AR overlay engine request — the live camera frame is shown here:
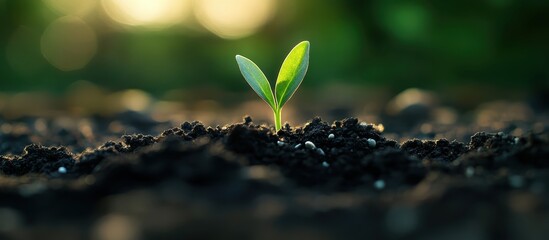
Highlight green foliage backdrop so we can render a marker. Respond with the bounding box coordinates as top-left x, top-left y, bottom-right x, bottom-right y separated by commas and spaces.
1, 0, 548, 95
